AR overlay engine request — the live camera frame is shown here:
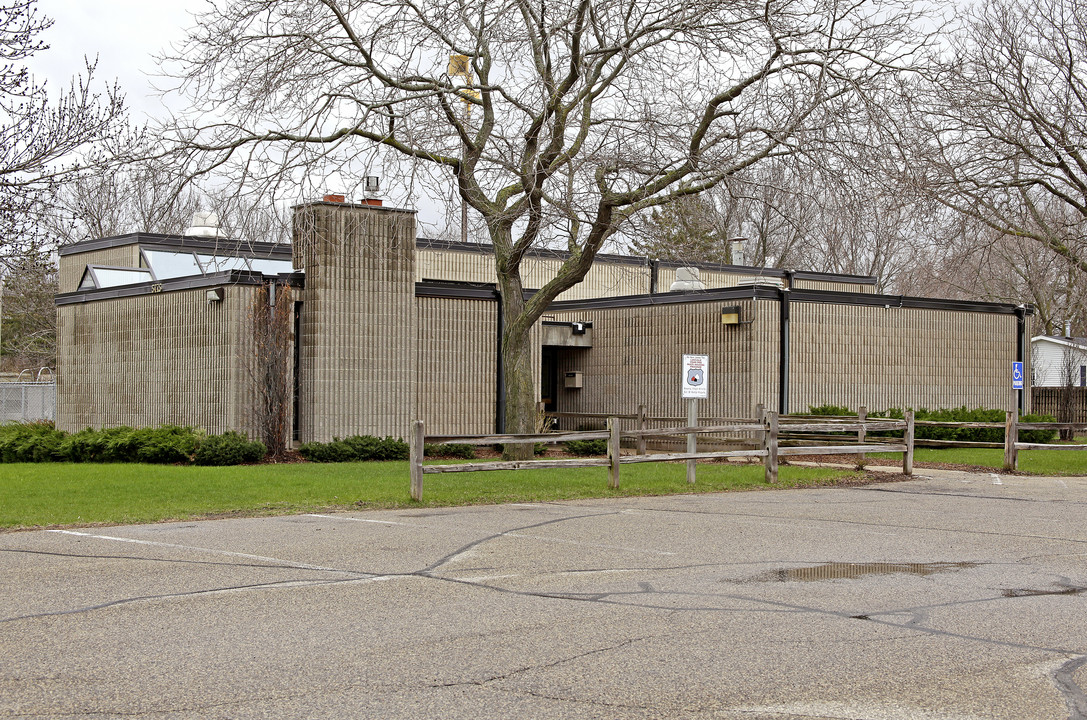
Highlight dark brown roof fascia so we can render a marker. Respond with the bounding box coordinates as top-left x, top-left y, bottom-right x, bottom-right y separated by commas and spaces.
58, 233, 292, 258
549, 285, 1033, 315
55, 270, 301, 306
414, 281, 499, 300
